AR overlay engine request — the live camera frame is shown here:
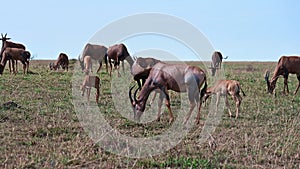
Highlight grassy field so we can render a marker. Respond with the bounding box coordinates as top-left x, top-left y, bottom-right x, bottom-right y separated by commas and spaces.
0, 60, 299, 168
